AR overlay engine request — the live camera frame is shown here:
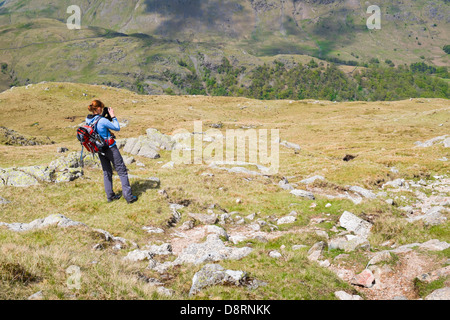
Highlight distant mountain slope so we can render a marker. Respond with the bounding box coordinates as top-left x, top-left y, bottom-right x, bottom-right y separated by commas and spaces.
0, 1, 448, 98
